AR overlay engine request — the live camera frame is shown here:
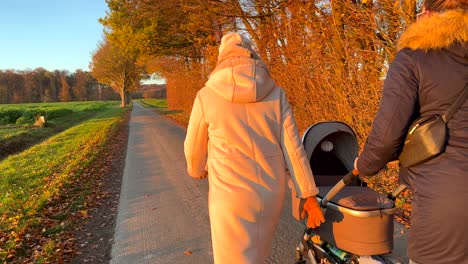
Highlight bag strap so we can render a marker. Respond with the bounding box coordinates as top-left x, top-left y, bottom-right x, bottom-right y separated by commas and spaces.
442, 82, 468, 123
